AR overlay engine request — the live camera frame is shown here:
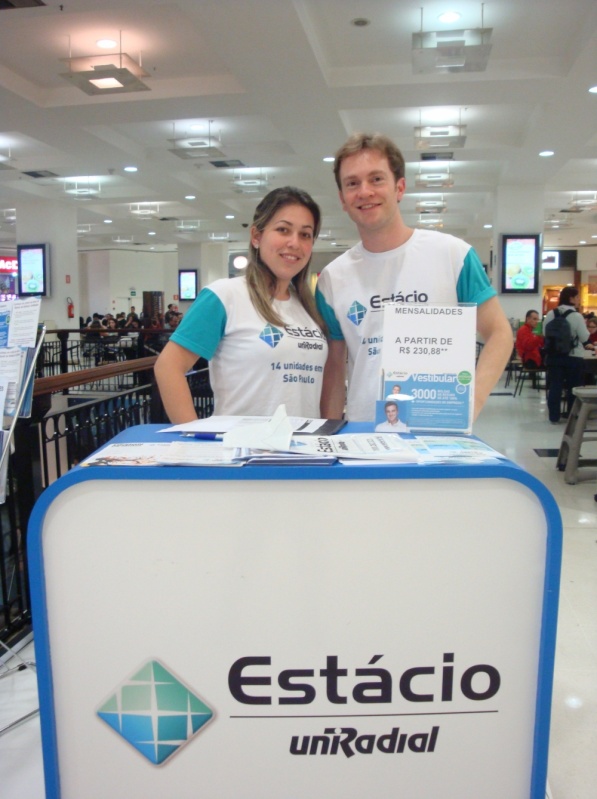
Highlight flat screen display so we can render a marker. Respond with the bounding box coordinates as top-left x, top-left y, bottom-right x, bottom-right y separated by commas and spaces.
542, 250, 560, 270
178, 269, 198, 301
501, 234, 540, 294
17, 243, 50, 297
